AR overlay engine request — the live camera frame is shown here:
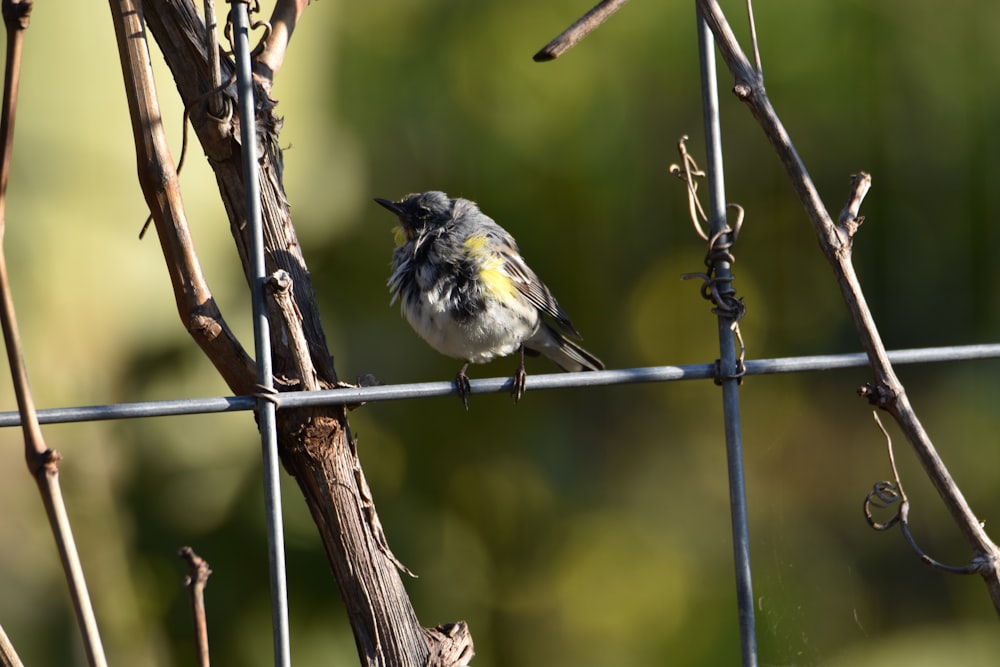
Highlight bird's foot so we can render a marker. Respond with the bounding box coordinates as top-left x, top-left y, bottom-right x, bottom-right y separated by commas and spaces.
511, 346, 527, 404
511, 367, 527, 404
455, 364, 472, 410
